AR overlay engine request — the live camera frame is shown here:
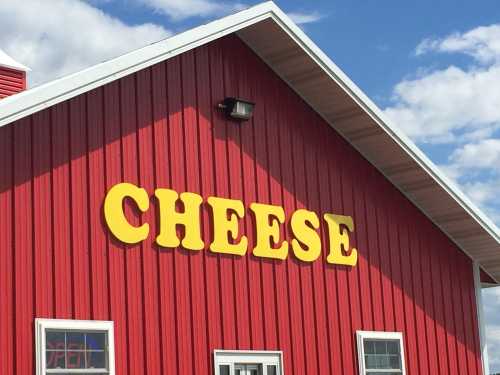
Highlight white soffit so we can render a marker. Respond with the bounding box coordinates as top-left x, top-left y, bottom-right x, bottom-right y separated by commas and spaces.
0, 1, 499, 282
